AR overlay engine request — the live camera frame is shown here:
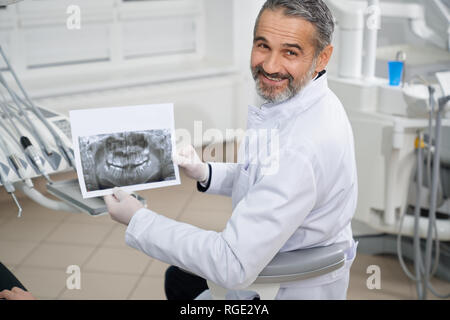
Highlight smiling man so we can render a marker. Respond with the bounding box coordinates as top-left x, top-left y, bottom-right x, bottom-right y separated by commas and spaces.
251, 4, 328, 104
105, 0, 358, 300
